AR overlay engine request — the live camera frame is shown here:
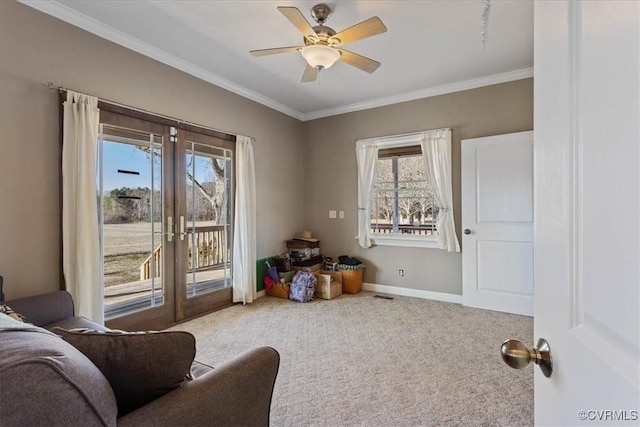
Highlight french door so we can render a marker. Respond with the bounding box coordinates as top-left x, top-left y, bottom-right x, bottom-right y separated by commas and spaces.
98, 111, 234, 330
175, 130, 234, 321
